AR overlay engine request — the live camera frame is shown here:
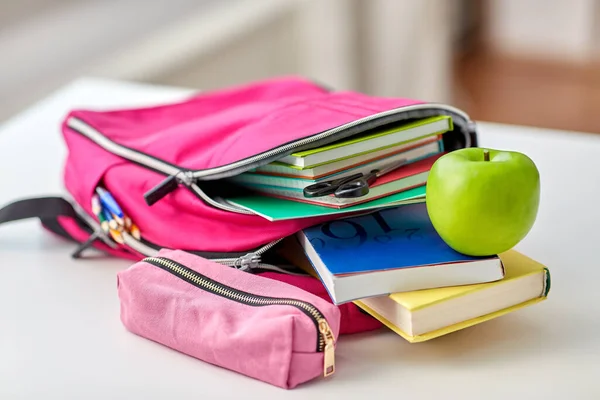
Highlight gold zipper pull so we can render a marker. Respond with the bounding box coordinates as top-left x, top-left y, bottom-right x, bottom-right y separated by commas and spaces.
318, 319, 335, 377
